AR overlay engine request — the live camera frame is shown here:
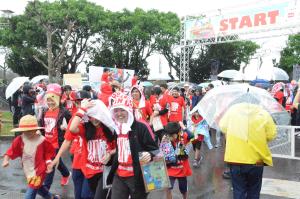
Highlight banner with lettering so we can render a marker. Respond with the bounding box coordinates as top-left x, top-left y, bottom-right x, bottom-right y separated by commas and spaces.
184, 0, 300, 40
